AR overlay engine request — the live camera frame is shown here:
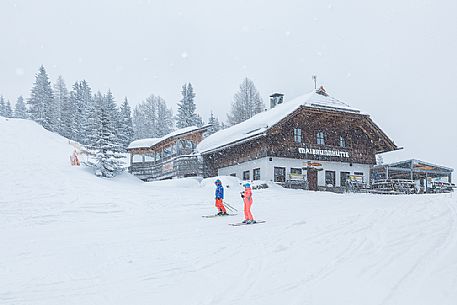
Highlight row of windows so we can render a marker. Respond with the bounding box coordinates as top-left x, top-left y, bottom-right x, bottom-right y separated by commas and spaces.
293, 128, 346, 147
231, 168, 262, 181
235, 167, 302, 183
233, 168, 365, 186
325, 170, 364, 187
